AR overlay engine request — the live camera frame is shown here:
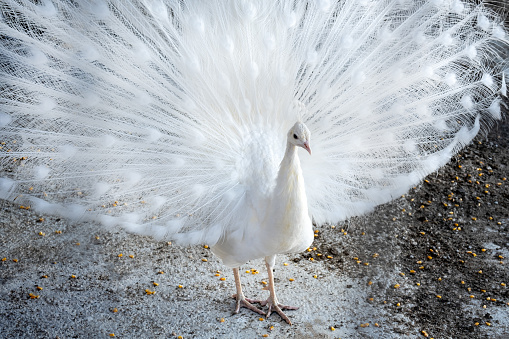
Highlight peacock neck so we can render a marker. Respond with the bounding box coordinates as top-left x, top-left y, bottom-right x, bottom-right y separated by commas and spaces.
267, 138, 310, 245
280, 141, 299, 175
274, 140, 302, 192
